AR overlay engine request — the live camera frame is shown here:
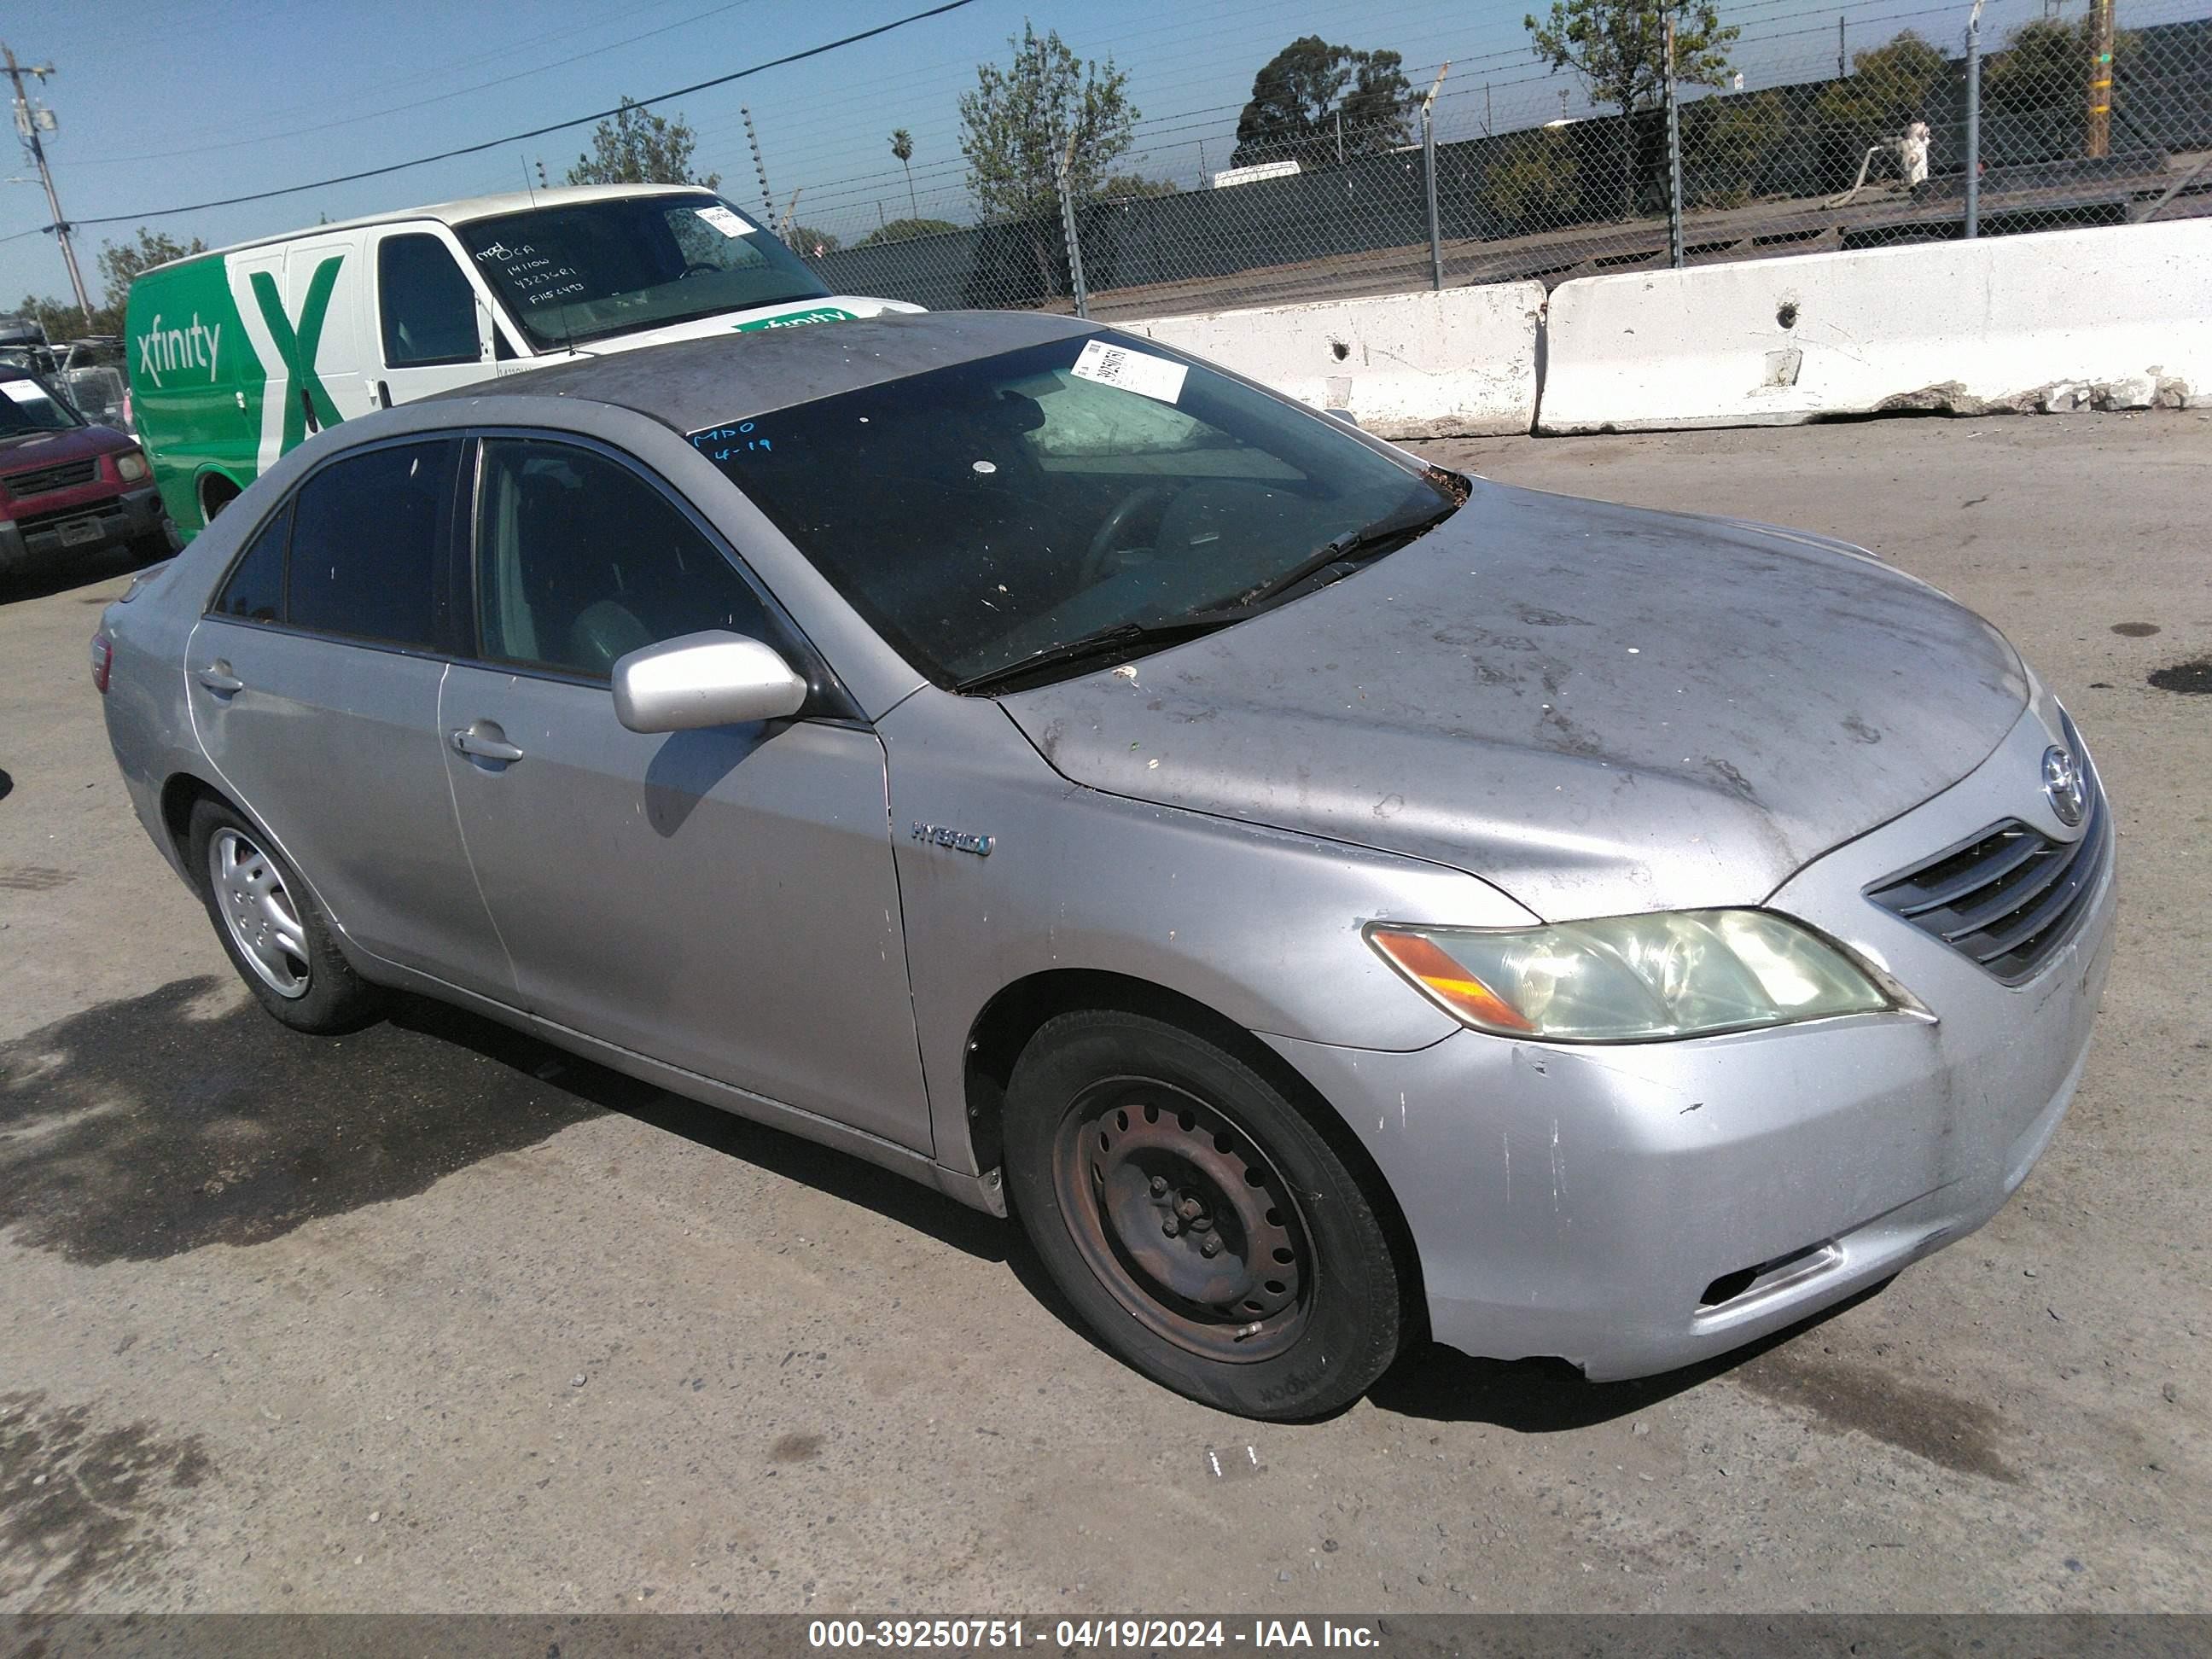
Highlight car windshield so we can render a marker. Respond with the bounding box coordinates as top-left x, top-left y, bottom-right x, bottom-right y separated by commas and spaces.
0, 374, 81, 434
453, 195, 831, 351
691, 332, 1458, 689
